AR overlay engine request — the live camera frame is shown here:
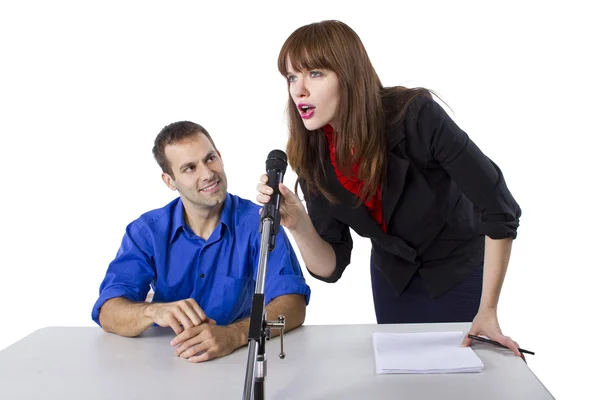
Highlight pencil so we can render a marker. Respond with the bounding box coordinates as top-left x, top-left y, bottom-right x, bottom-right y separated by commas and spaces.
467, 334, 535, 355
